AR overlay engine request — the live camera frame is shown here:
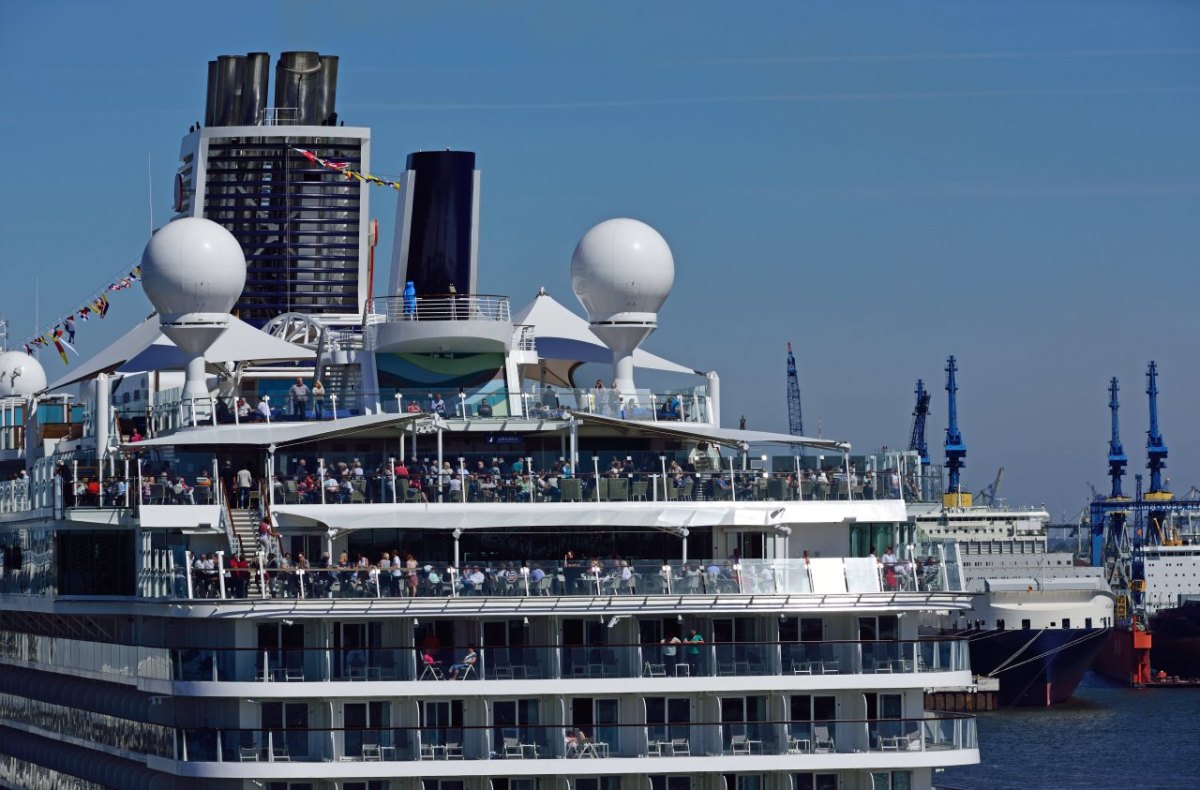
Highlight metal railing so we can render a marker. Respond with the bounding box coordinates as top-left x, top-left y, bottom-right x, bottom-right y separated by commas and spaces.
174, 713, 977, 762
169, 638, 968, 684
161, 553, 964, 602
366, 295, 512, 324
